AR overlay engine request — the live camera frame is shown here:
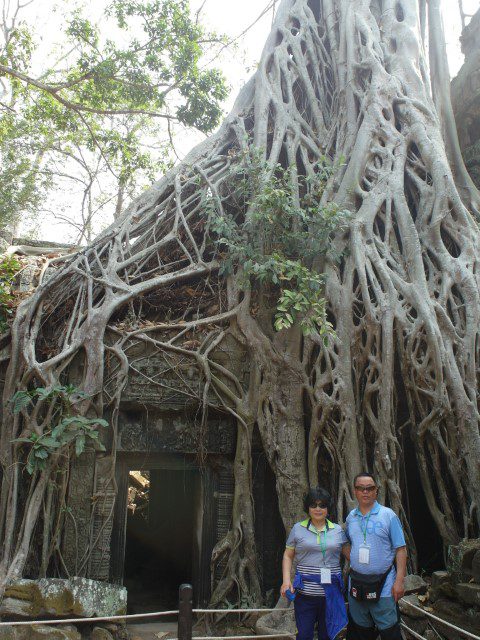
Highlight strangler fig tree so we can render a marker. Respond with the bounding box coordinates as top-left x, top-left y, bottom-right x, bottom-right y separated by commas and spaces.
1, 0, 479, 605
